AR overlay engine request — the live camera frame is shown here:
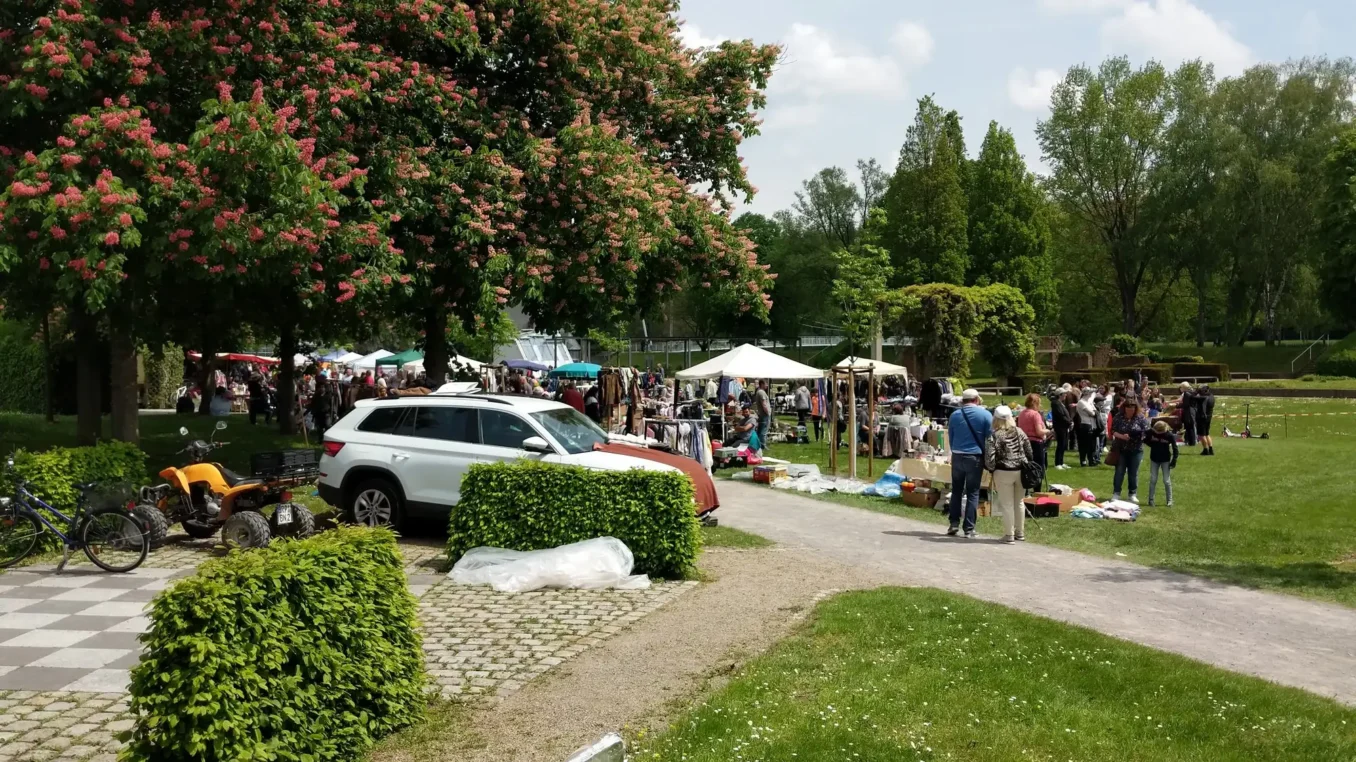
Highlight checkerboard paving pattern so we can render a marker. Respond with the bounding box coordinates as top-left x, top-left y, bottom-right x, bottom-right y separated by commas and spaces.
0, 567, 188, 695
